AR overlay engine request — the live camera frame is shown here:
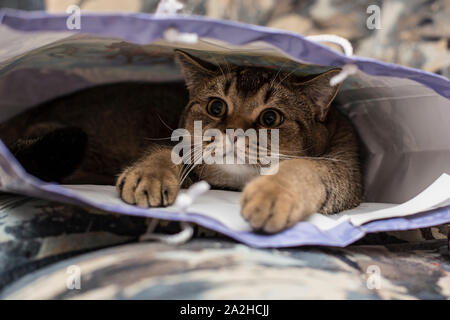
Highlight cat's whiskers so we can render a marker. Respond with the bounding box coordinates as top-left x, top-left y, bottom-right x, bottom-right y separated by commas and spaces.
179, 158, 202, 187
179, 147, 204, 186
247, 142, 314, 156
213, 57, 226, 78
155, 112, 175, 132
144, 137, 176, 141
277, 155, 345, 163
144, 133, 206, 141
269, 62, 286, 89
252, 144, 314, 155
277, 68, 298, 87
246, 147, 344, 163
